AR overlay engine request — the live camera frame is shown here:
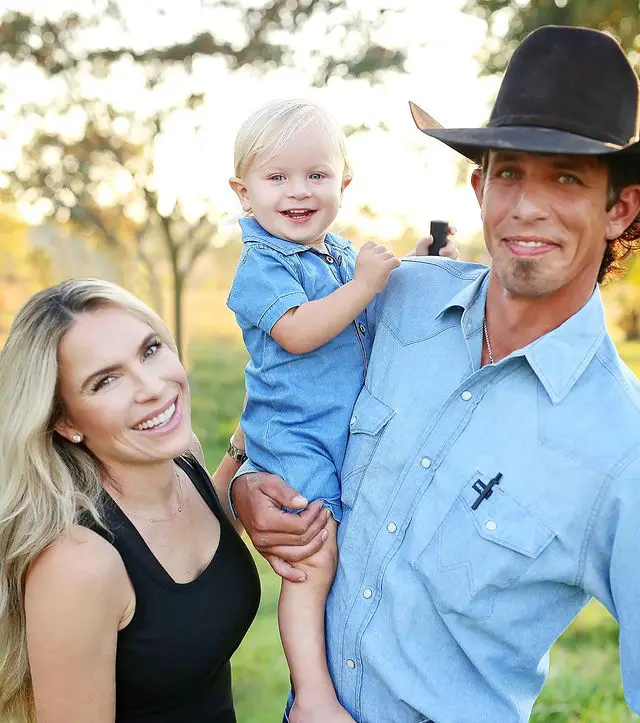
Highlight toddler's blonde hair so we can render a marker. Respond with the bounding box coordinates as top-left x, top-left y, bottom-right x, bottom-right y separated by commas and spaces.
233, 98, 351, 179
